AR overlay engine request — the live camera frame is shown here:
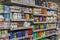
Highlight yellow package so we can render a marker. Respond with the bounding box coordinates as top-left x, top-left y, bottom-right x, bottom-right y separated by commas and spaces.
25, 14, 30, 19
4, 30, 8, 34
